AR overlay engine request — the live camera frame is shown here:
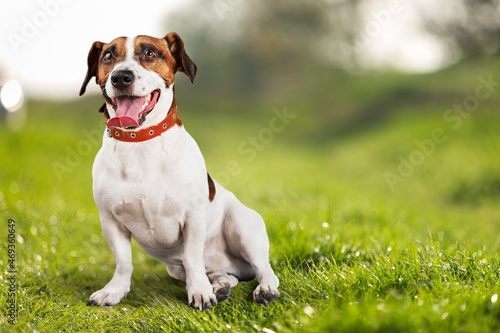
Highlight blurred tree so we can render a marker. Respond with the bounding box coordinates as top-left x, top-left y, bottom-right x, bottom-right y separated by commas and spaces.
165, 0, 362, 95
162, 0, 500, 140
422, 0, 500, 58
167, 0, 500, 93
